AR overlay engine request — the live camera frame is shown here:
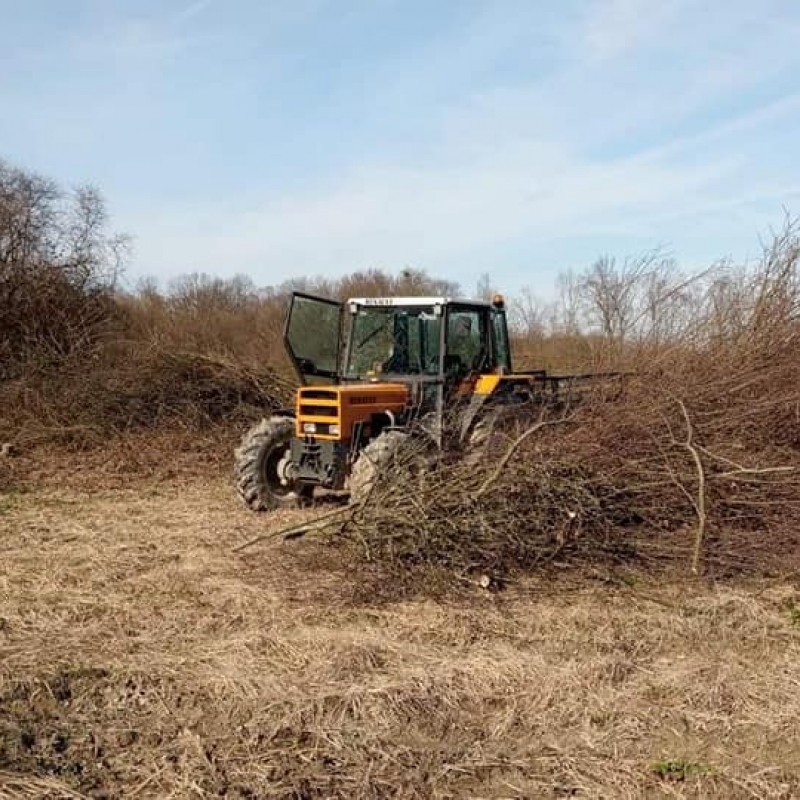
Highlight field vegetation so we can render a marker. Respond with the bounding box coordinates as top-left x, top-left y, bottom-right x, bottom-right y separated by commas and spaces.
2, 159, 800, 797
